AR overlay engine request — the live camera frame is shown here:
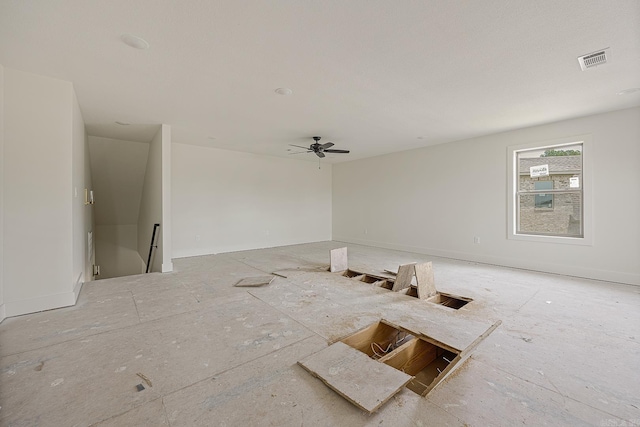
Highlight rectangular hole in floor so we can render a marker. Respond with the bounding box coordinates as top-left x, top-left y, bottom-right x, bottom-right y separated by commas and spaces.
380, 338, 458, 395
402, 287, 472, 310
374, 279, 393, 289
341, 269, 361, 278
341, 320, 460, 396
359, 275, 381, 284
427, 292, 472, 310
404, 286, 419, 298
340, 321, 413, 359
